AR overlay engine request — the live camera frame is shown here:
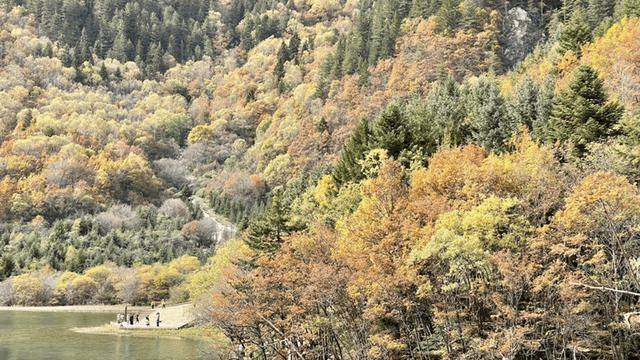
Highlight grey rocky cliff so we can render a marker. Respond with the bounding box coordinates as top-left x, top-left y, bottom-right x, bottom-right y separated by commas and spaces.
501, 7, 545, 68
